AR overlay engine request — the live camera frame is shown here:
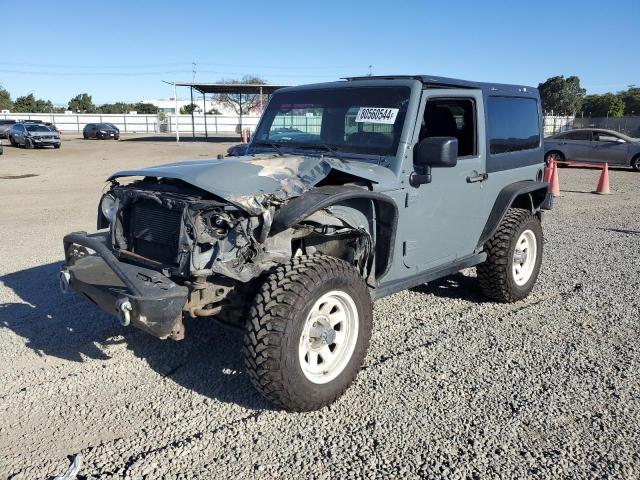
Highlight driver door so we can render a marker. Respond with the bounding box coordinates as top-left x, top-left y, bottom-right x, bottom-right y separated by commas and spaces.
401, 89, 487, 271
588, 131, 628, 165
